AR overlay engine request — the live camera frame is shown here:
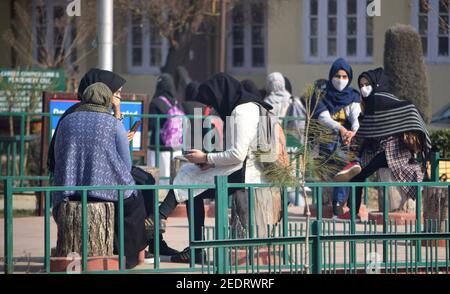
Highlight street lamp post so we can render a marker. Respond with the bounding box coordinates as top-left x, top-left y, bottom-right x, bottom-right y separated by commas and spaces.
97, 0, 114, 71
